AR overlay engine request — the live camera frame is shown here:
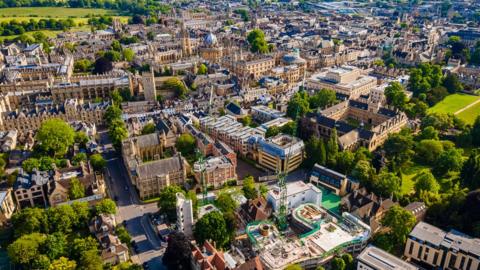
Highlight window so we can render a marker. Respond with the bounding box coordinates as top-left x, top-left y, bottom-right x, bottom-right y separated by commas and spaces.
433, 252, 439, 265
409, 242, 414, 255
418, 246, 423, 259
